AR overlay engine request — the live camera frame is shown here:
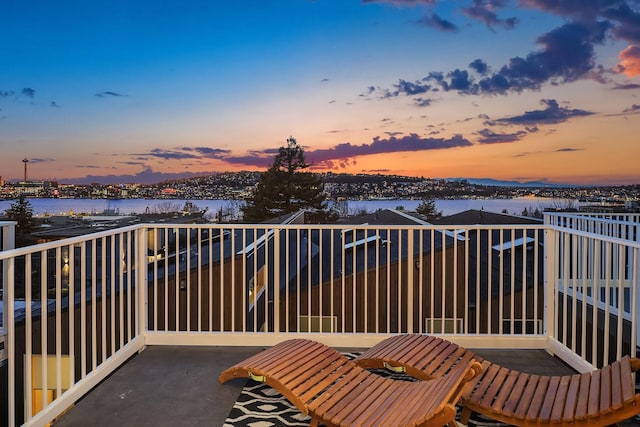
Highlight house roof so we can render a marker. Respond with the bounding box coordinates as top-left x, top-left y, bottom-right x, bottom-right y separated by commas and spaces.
242, 210, 456, 324
432, 209, 542, 226
338, 208, 428, 226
